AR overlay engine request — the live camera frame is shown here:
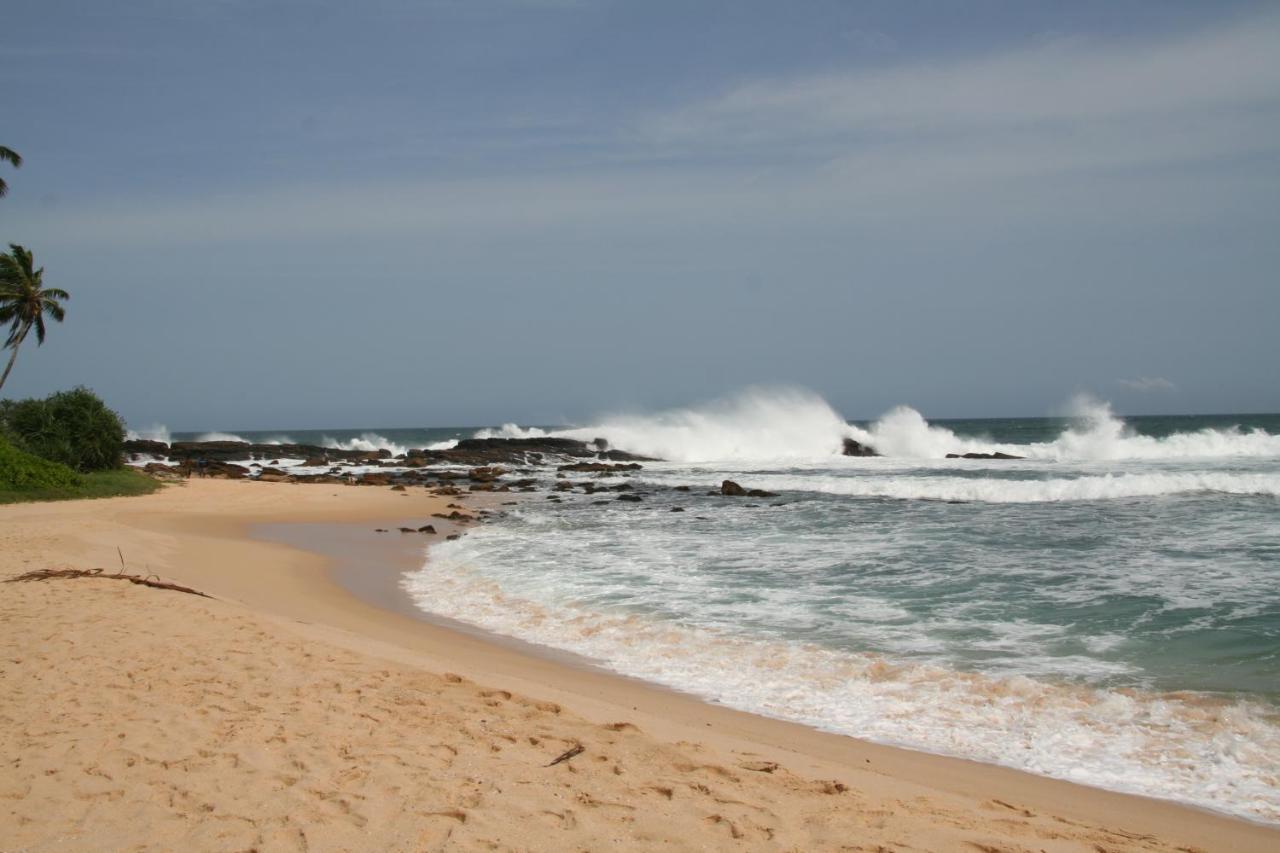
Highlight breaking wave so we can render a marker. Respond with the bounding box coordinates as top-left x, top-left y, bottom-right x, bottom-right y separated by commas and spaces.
475, 388, 1280, 463
848, 396, 1280, 462
322, 432, 411, 456
669, 471, 1280, 503
126, 423, 171, 443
